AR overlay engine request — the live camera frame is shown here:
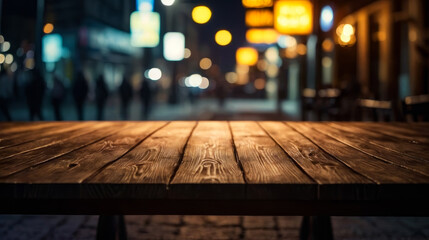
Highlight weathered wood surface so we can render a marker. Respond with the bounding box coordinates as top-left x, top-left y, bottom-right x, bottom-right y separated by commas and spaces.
0, 121, 429, 203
